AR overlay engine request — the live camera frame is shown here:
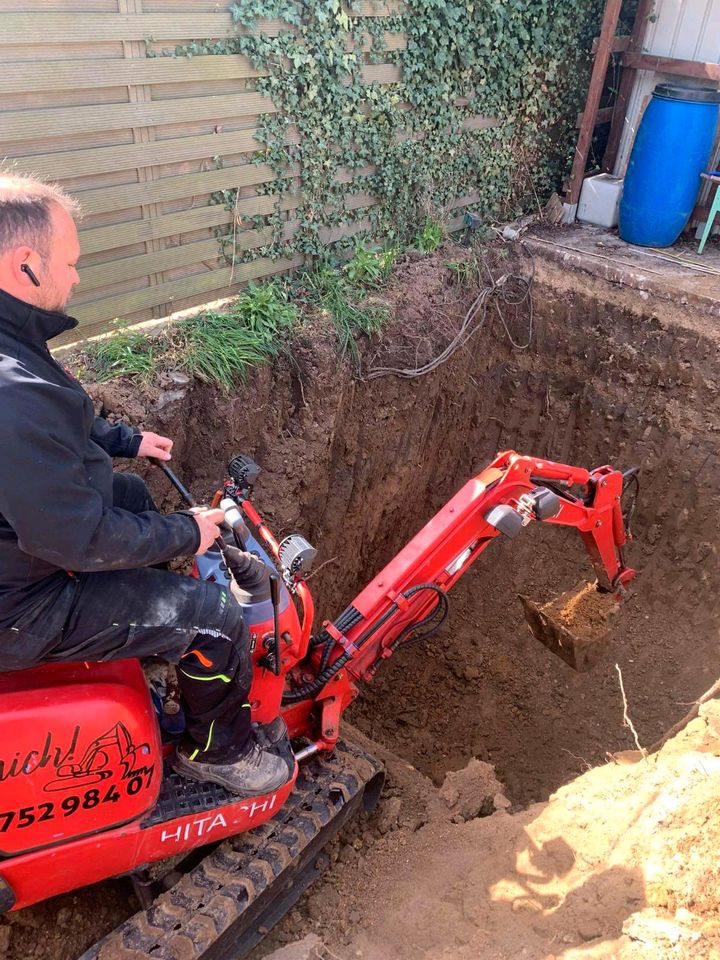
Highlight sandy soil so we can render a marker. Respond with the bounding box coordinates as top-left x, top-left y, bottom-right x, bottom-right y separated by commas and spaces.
325, 703, 720, 960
